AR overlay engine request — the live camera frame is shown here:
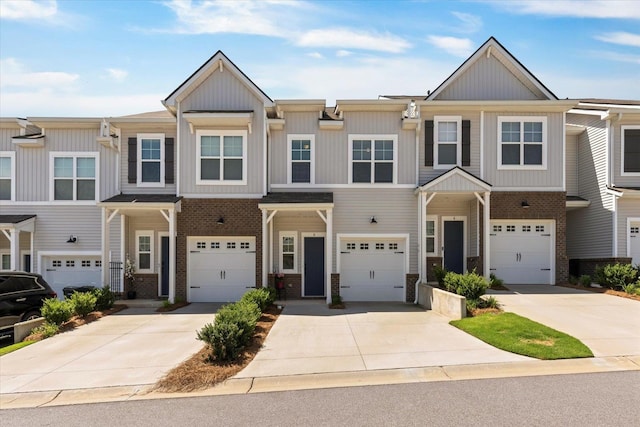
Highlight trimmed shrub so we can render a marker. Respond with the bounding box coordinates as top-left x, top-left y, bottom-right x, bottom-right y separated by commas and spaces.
30, 322, 59, 339
489, 273, 504, 288
41, 298, 74, 325
579, 275, 592, 287
433, 265, 447, 286
594, 263, 637, 290
331, 294, 343, 306
69, 291, 97, 317
444, 271, 489, 300
197, 322, 244, 361
214, 300, 261, 346
240, 288, 274, 311
93, 286, 115, 311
